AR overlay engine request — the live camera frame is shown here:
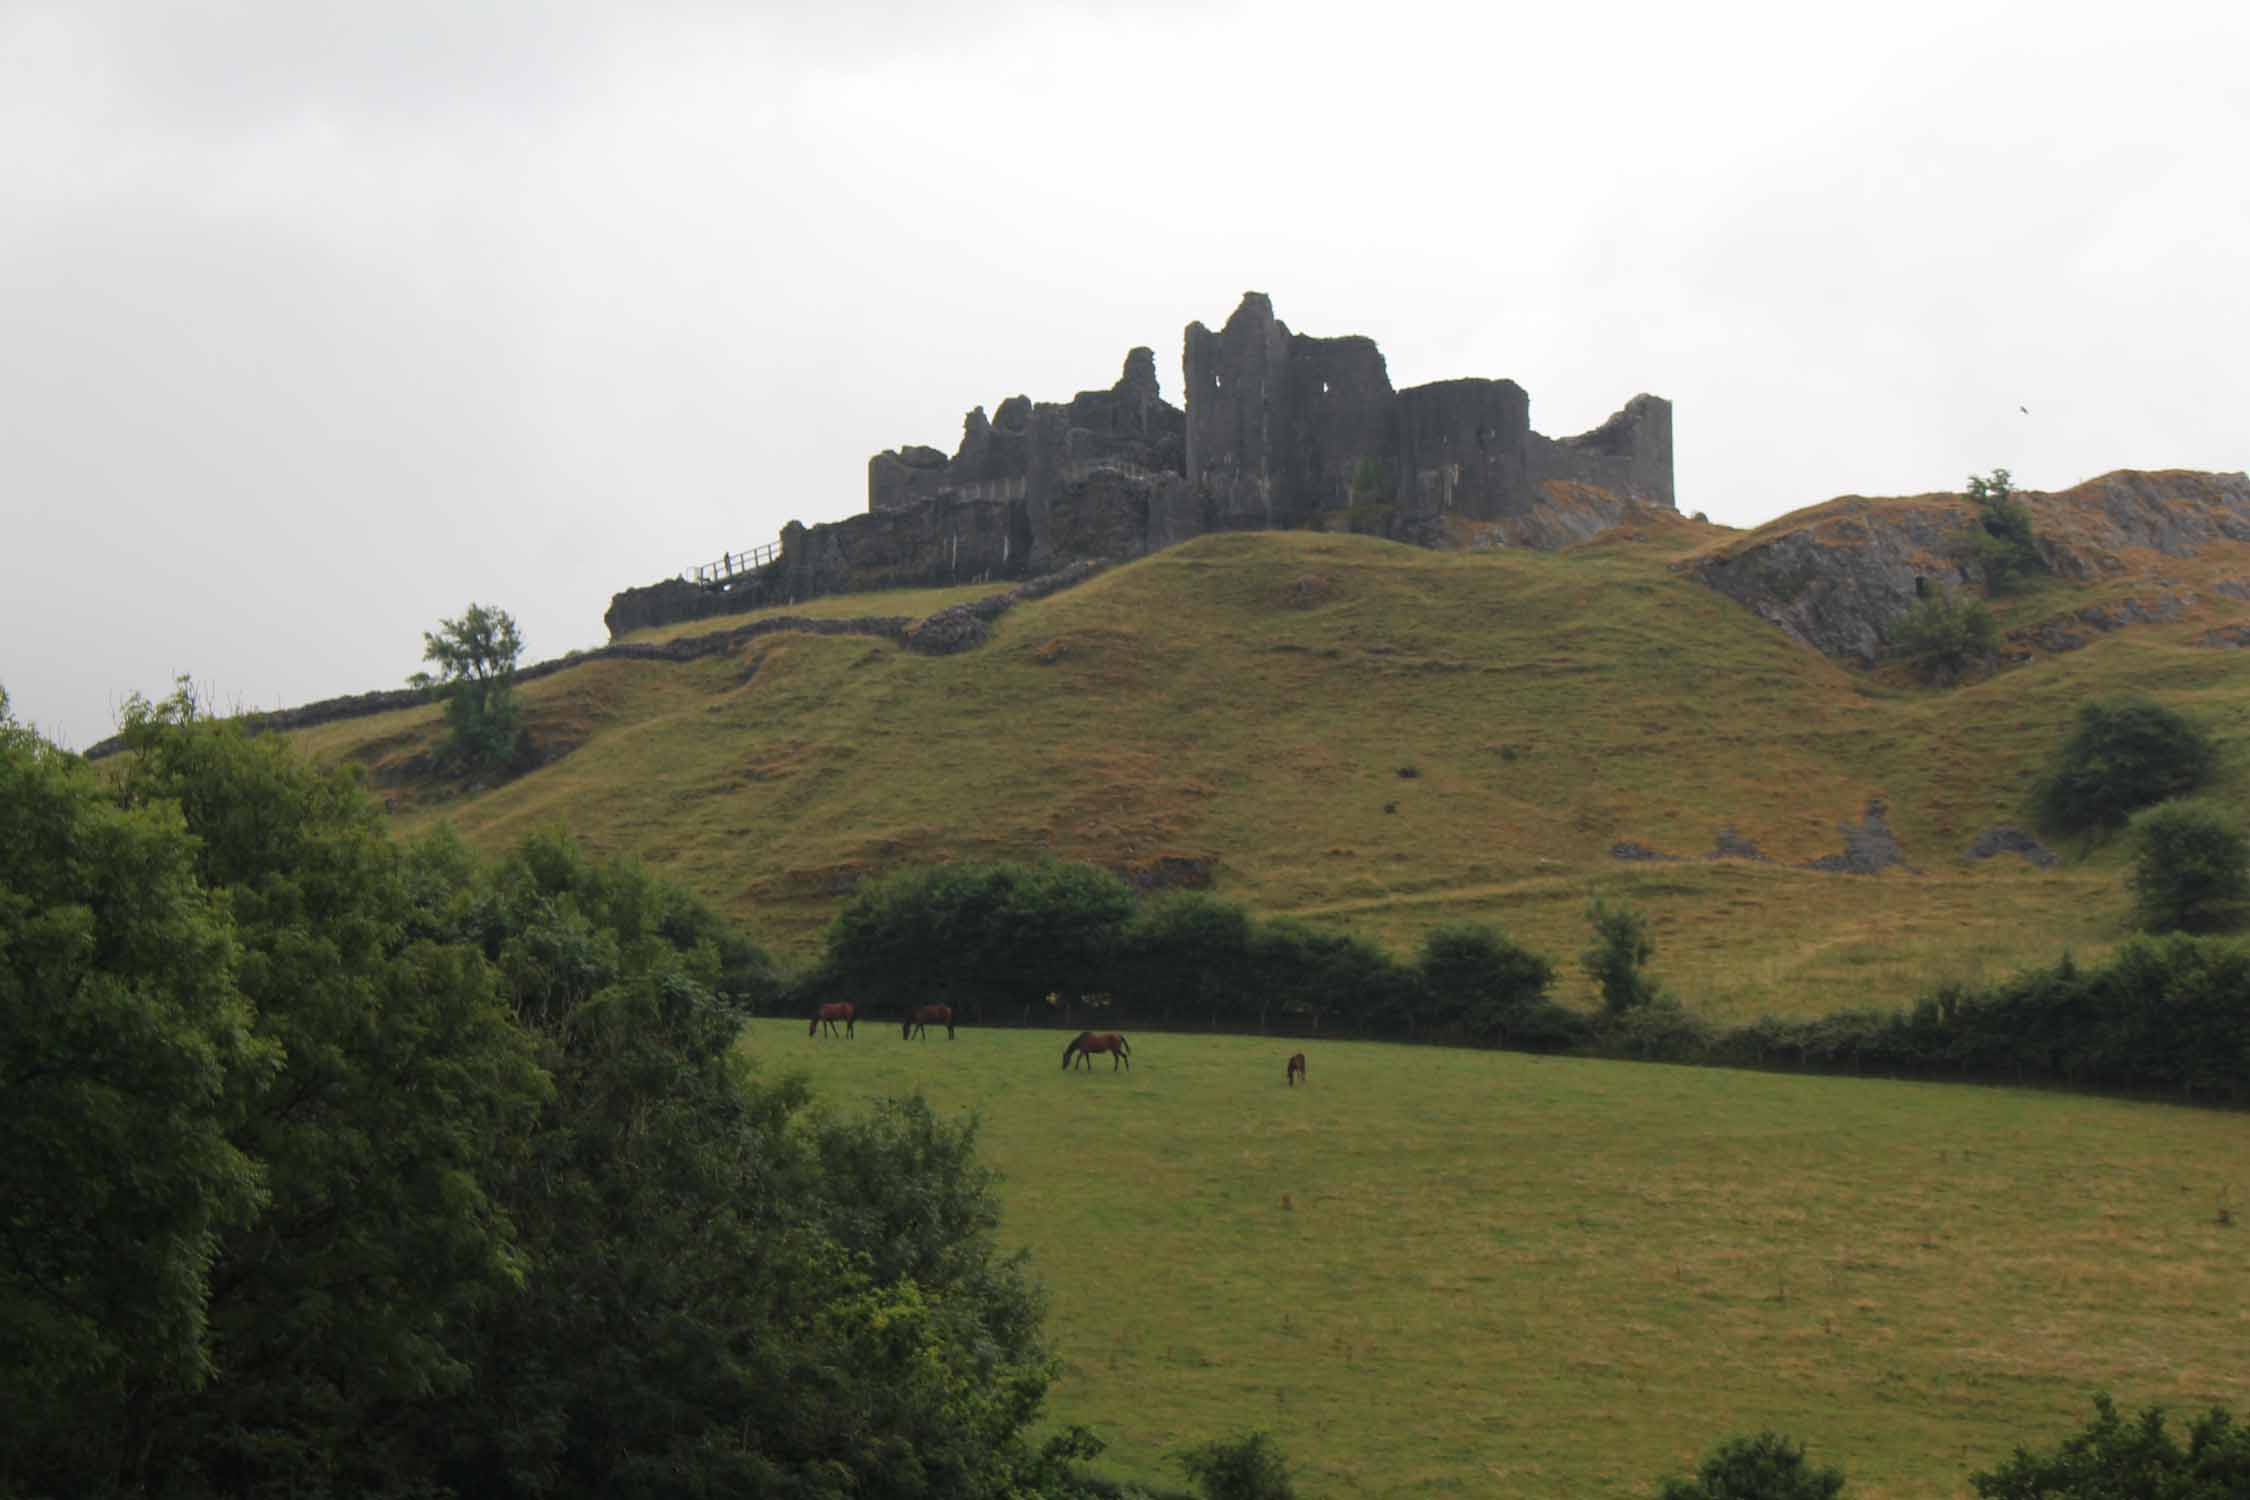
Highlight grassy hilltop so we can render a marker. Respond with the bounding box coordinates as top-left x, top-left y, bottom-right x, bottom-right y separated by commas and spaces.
295, 503, 2250, 1021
